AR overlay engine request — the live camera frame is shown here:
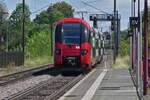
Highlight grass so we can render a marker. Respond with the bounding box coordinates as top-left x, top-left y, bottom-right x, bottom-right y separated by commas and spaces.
25, 56, 53, 68
112, 55, 130, 69
5, 63, 15, 74
0, 56, 53, 76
